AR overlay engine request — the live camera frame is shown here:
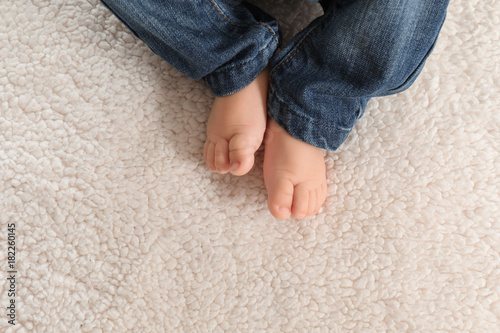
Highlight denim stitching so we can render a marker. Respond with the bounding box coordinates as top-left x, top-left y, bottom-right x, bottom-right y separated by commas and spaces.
209, 0, 279, 44
271, 6, 335, 74
210, 38, 276, 74
270, 84, 360, 132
